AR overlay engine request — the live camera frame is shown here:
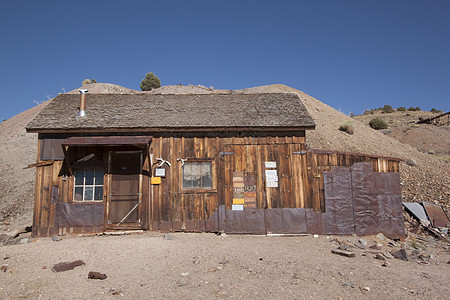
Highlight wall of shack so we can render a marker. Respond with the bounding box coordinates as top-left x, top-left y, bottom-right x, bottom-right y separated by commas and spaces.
32, 131, 401, 237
